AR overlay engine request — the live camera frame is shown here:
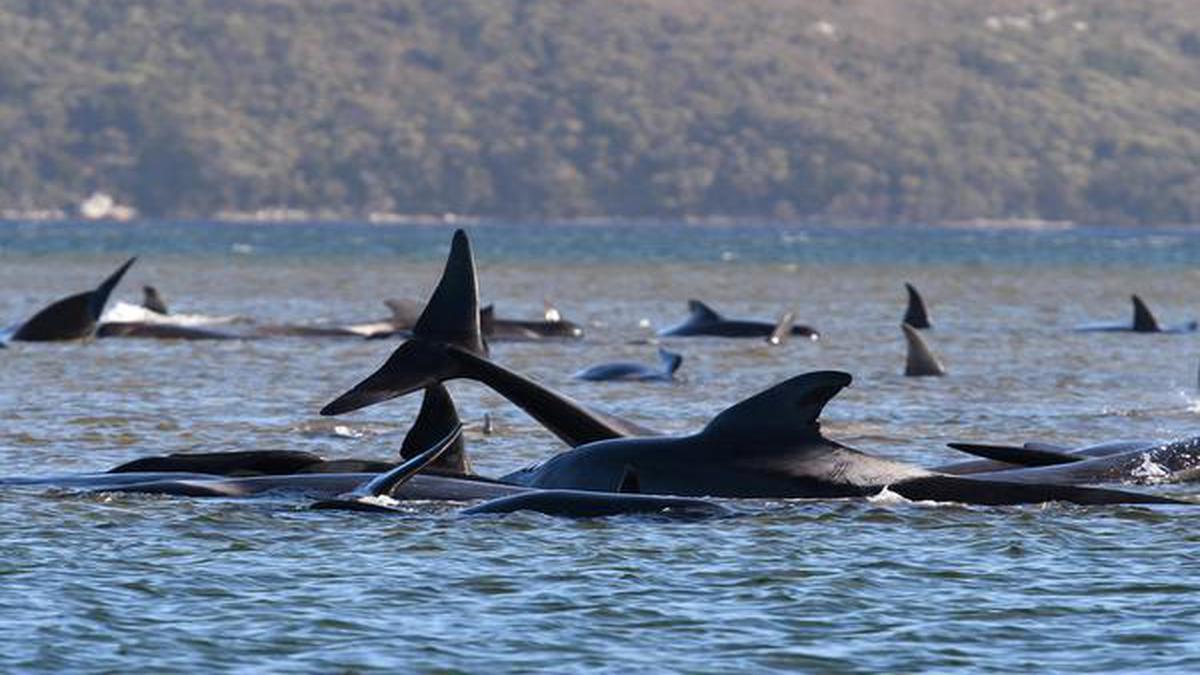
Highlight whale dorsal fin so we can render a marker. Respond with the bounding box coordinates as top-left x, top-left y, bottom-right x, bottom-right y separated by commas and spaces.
686, 299, 722, 323
902, 323, 946, 376
384, 298, 424, 328
14, 256, 136, 341
142, 285, 169, 315
946, 442, 1081, 467
767, 311, 795, 346
479, 304, 496, 334
411, 230, 486, 355
903, 283, 931, 329
699, 371, 851, 444
657, 348, 683, 377
1131, 295, 1161, 332
400, 383, 471, 475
